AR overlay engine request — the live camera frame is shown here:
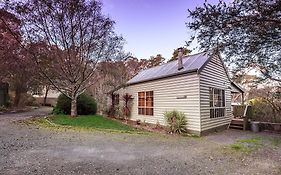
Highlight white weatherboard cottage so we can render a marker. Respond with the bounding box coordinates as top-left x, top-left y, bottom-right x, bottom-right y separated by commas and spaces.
116, 50, 232, 135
